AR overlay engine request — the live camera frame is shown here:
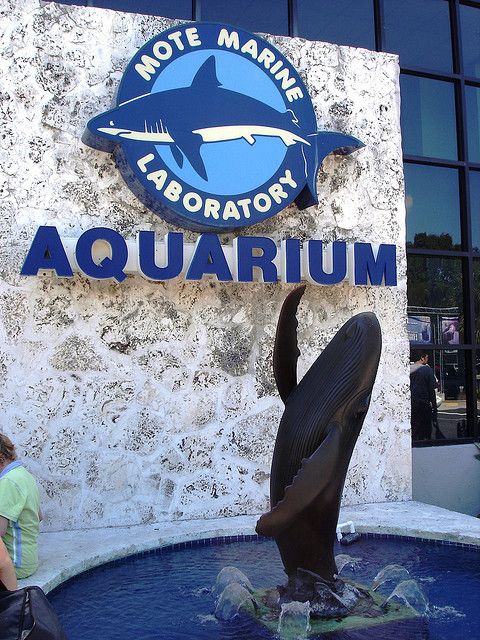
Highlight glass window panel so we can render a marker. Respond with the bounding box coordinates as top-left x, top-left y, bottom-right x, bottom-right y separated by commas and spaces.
201, 0, 288, 35
407, 256, 464, 343
400, 75, 457, 160
470, 171, 480, 252
410, 348, 466, 442
477, 350, 480, 436
295, 0, 375, 49
460, 4, 480, 79
405, 164, 461, 249
410, 348, 468, 442
45, 0, 192, 18
474, 259, 480, 344
383, 0, 452, 73
466, 85, 480, 163
435, 350, 468, 440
